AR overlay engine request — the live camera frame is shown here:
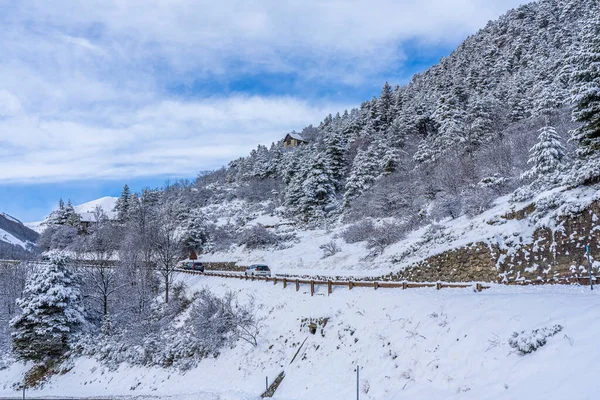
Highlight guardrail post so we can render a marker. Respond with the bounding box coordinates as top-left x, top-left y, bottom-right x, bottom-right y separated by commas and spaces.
327, 280, 332, 296
476, 283, 482, 292
348, 281, 354, 290
310, 280, 315, 296
296, 279, 300, 292
252, 275, 255, 281
374, 282, 379, 290
273, 277, 278, 285
436, 282, 442, 290
402, 281, 407, 290
283, 278, 287, 289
